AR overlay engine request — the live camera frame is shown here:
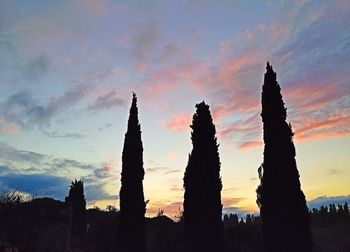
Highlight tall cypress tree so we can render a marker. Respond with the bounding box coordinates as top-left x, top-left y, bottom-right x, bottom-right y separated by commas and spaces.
183, 102, 223, 252
119, 92, 146, 252
256, 63, 312, 252
65, 179, 87, 237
